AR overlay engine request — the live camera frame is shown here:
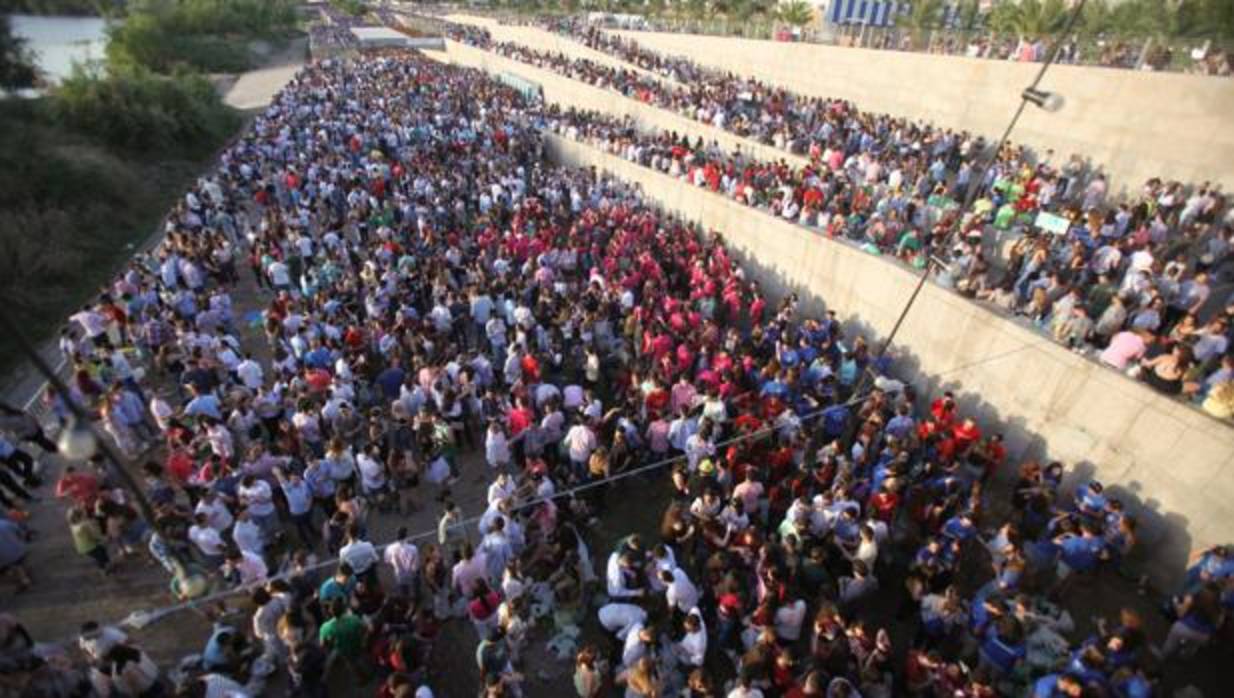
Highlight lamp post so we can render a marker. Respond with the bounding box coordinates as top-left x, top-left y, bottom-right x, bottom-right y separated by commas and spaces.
0, 305, 207, 598
846, 0, 1086, 410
